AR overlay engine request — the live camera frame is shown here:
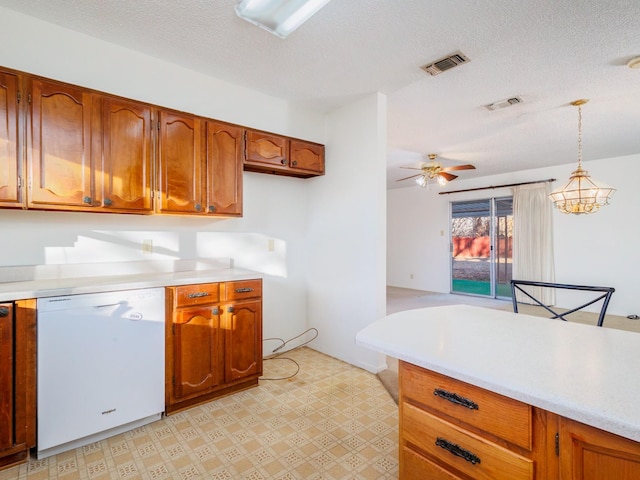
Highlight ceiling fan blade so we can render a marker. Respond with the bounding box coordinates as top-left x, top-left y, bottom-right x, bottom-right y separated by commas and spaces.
441, 164, 476, 172
439, 172, 458, 182
396, 173, 422, 182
